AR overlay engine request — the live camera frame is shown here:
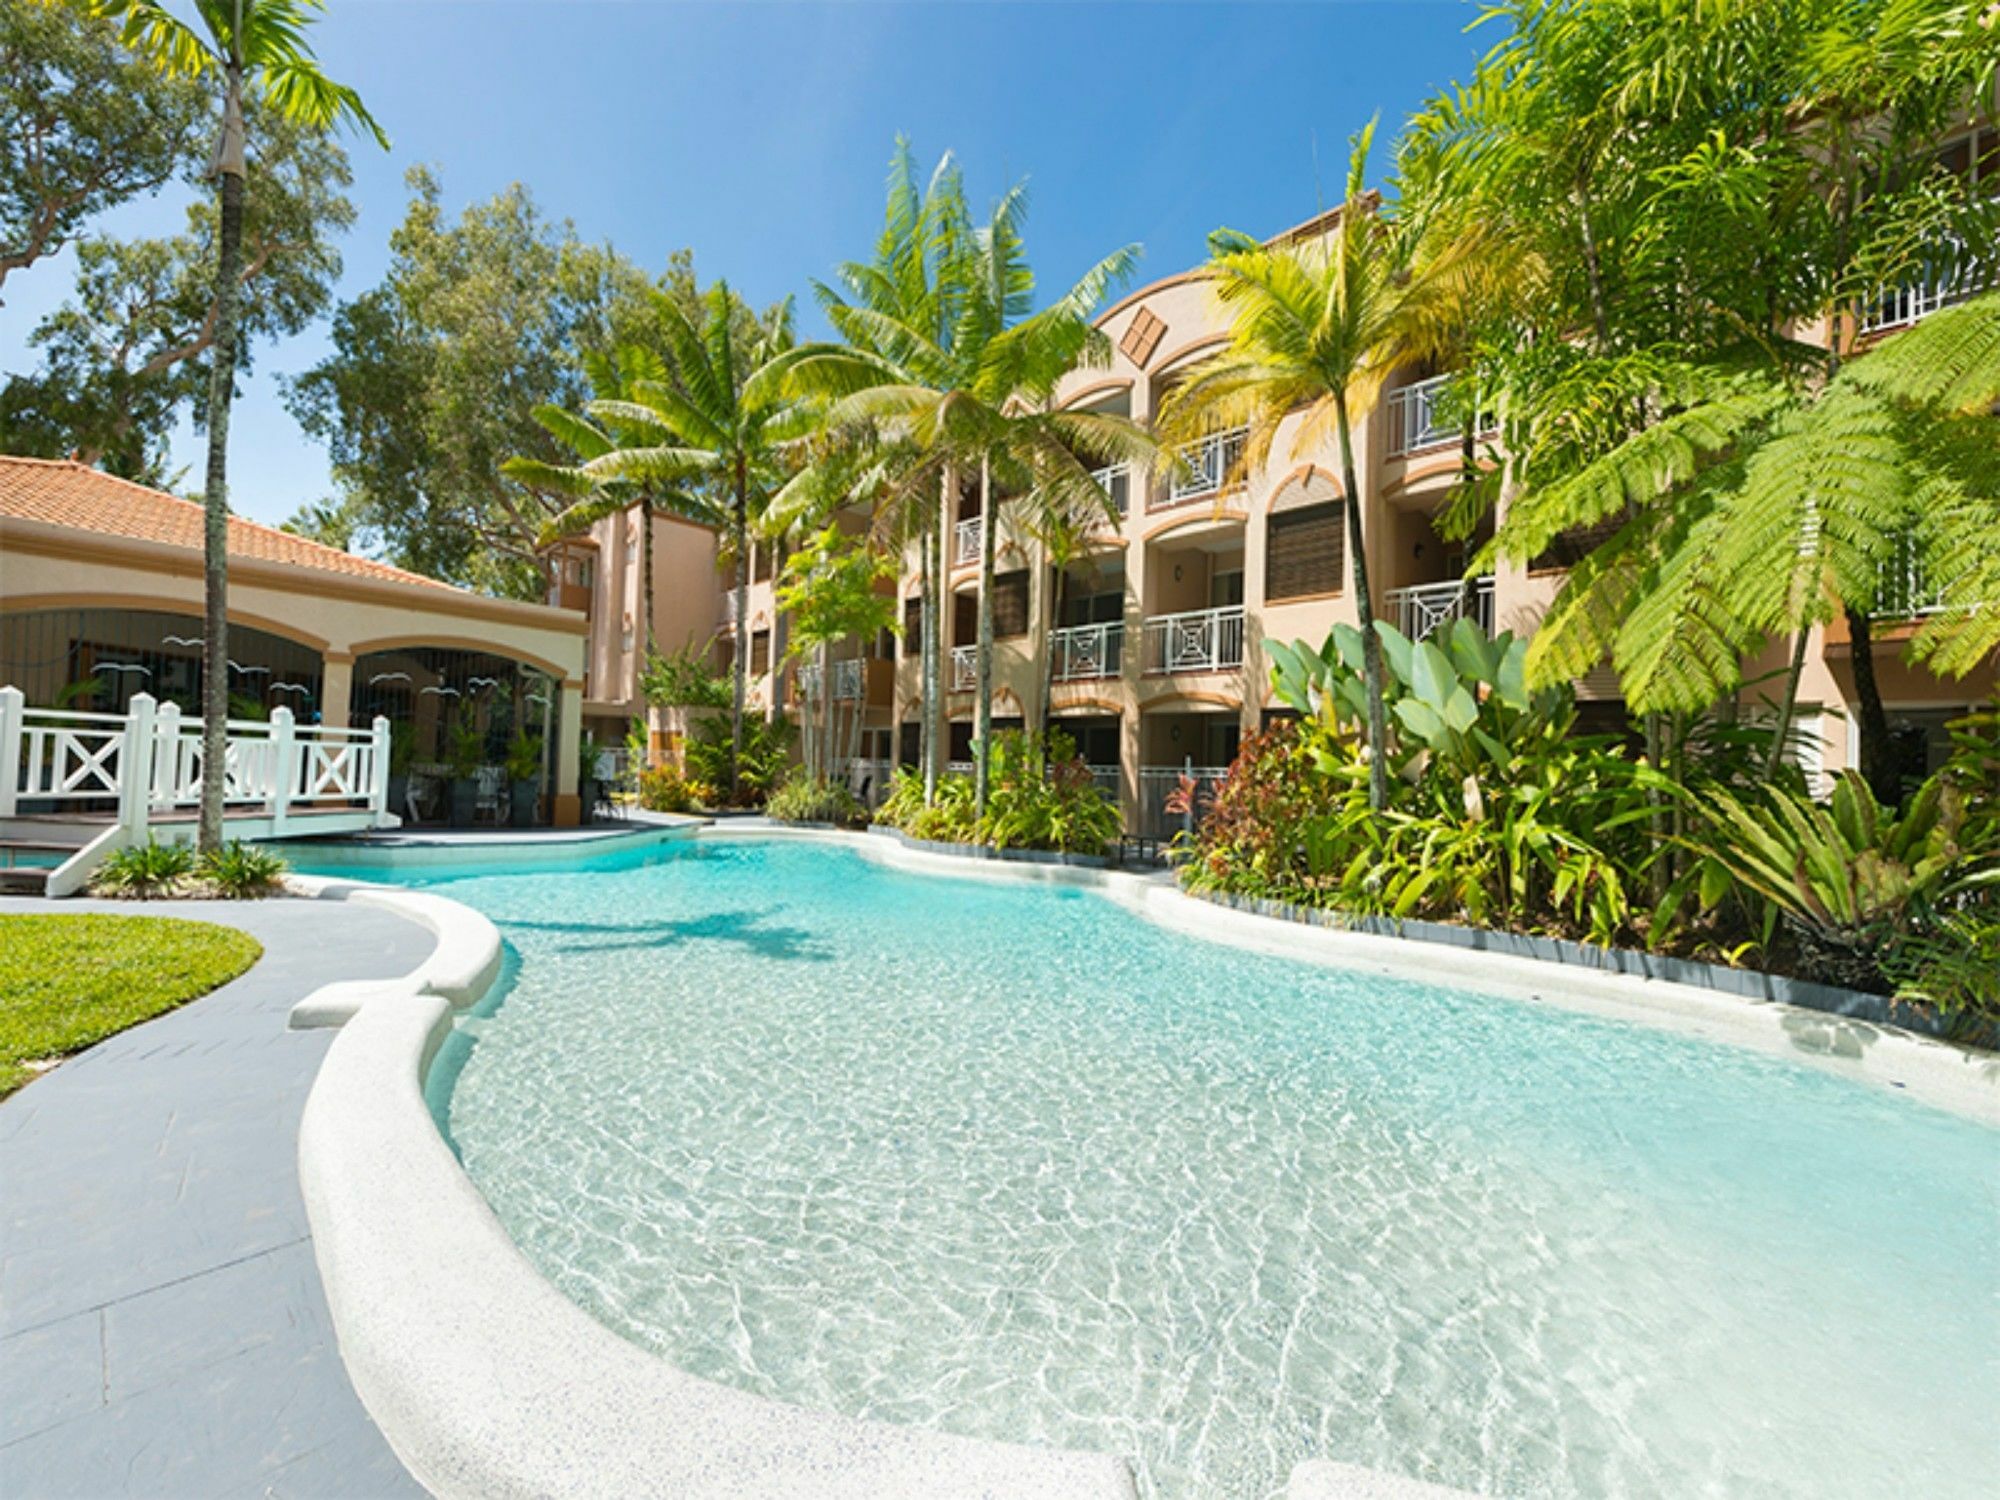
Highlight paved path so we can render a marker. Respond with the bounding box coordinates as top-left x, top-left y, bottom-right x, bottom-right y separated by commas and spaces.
0, 896, 429, 1499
